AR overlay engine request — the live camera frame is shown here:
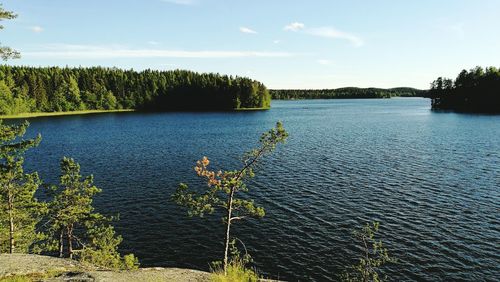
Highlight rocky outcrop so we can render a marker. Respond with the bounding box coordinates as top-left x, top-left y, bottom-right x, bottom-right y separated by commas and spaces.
0, 254, 210, 281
